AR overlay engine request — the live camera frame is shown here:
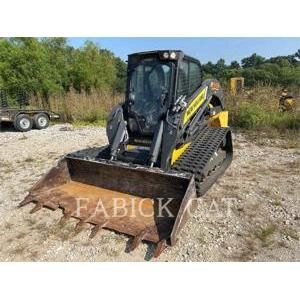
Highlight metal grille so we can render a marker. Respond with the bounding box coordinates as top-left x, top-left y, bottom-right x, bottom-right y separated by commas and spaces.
0, 89, 8, 108
177, 60, 201, 98
17, 90, 29, 107
177, 60, 189, 96
189, 62, 201, 95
